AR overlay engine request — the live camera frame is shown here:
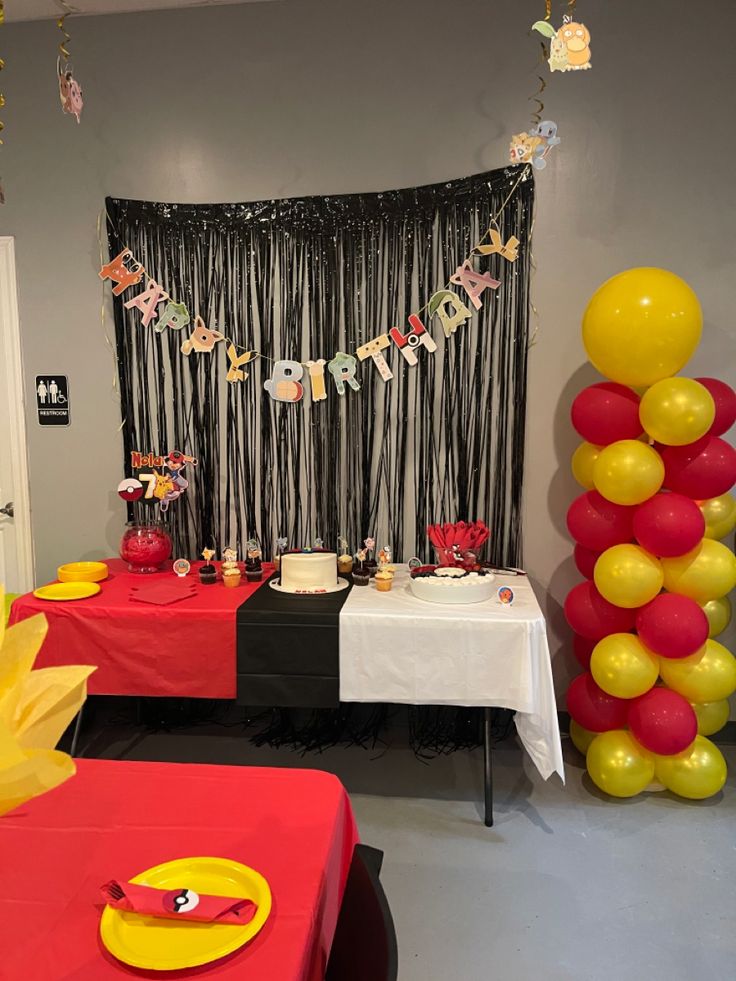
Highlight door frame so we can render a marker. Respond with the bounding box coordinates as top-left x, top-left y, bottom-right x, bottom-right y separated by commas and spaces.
0, 237, 35, 592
